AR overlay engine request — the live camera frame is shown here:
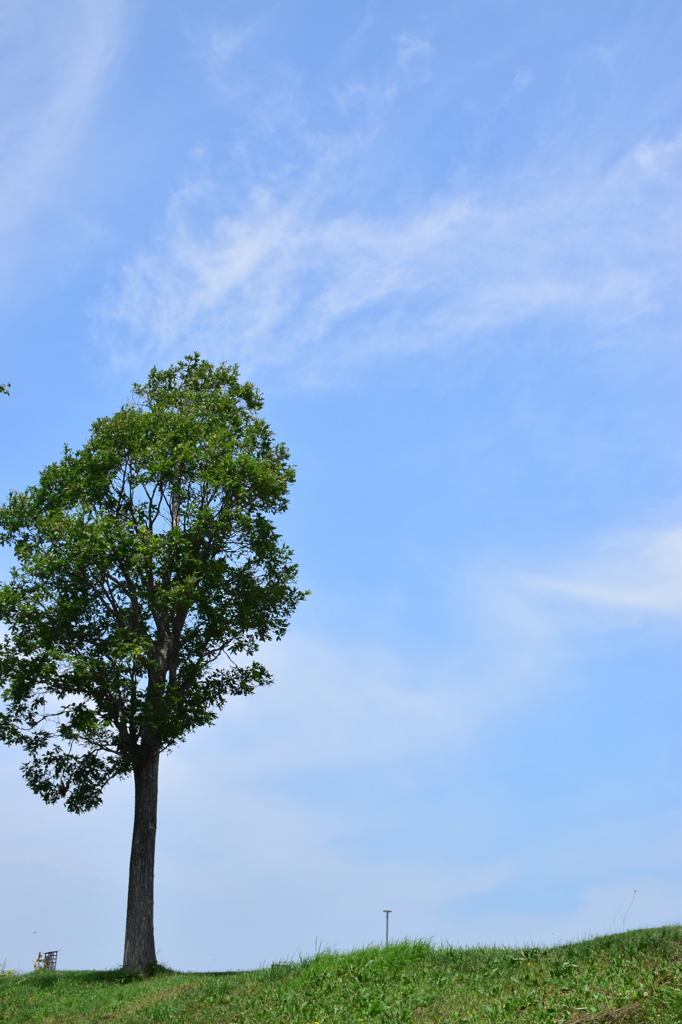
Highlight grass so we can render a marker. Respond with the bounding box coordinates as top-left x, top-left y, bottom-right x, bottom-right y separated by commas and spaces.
0, 926, 680, 1023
